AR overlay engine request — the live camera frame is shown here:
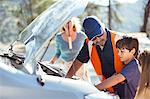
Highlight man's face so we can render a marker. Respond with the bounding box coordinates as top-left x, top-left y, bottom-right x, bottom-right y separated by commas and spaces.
91, 32, 107, 46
